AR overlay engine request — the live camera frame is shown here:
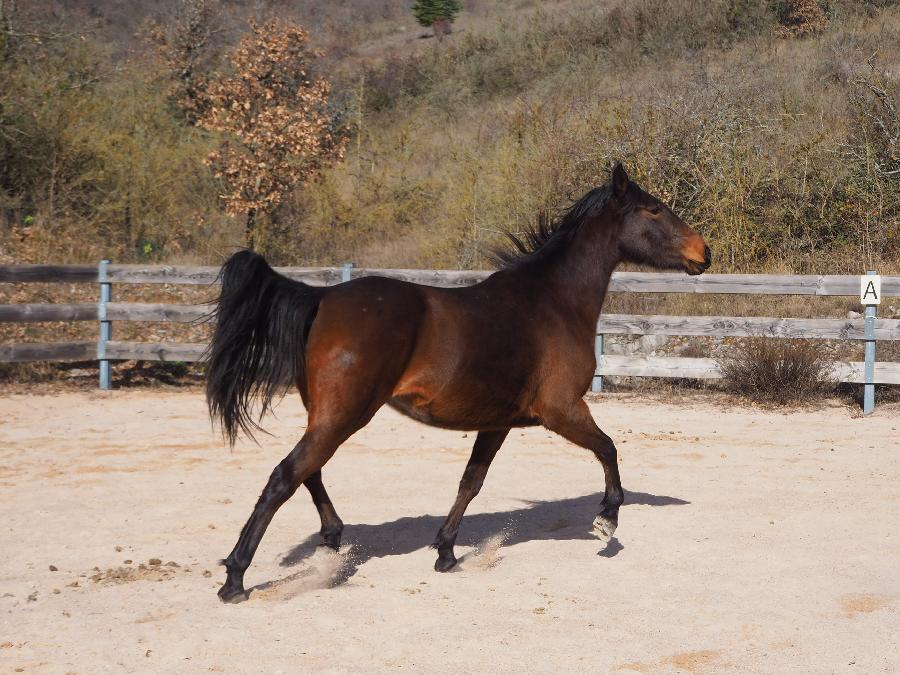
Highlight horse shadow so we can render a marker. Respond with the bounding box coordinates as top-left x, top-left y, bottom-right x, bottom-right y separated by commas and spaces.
273, 490, 688, 586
